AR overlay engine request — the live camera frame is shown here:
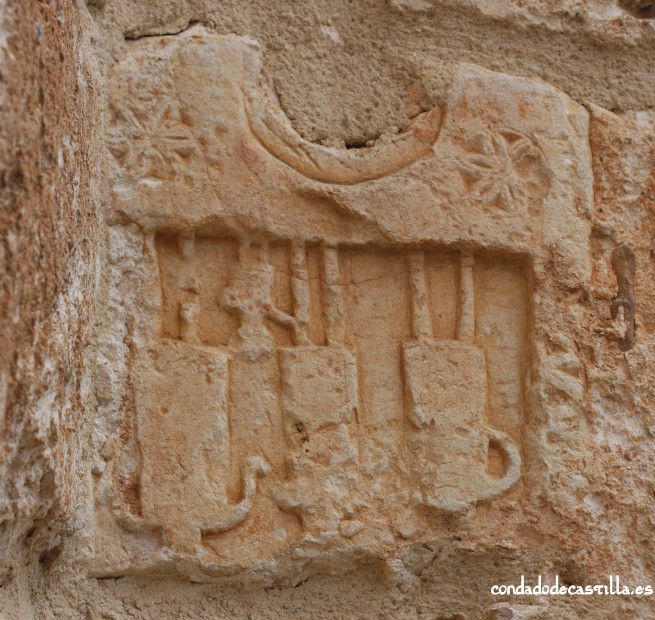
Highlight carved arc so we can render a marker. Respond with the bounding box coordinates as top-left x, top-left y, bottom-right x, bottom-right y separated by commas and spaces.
477, 426, 521, 501
245, 81, 442, 185
201, 456, 271, 536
